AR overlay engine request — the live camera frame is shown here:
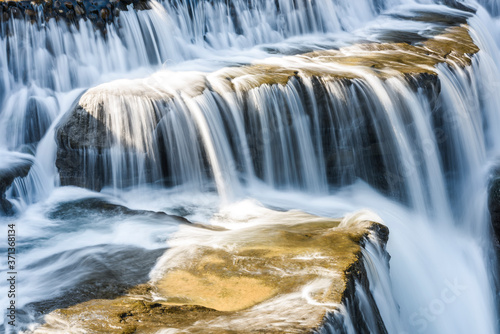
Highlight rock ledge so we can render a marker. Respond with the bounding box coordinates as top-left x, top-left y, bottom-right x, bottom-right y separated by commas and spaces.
33, 209, 389, 333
